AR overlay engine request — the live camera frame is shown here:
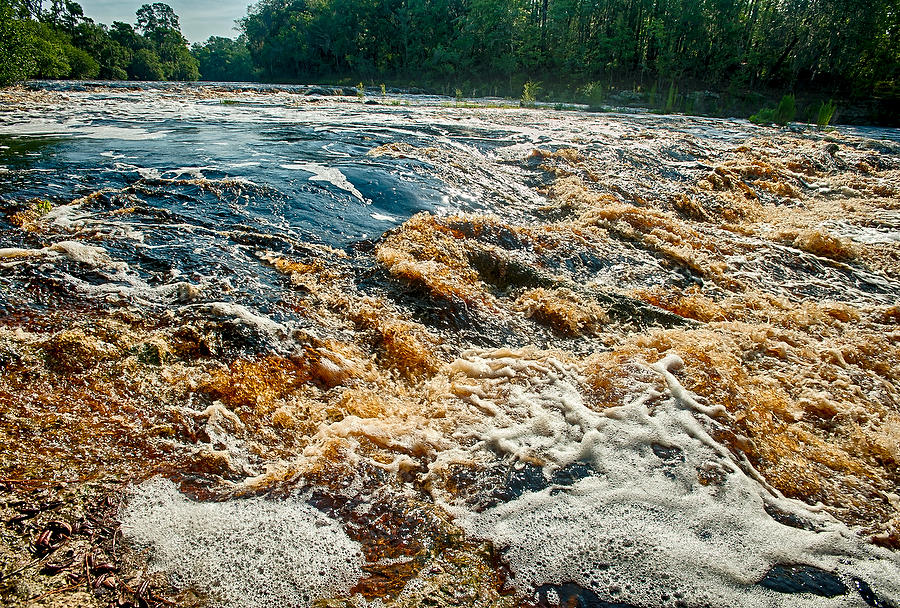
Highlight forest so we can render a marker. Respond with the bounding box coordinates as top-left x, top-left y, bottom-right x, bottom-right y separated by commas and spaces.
0, 1, 200, 82
1, 0, 898, 122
